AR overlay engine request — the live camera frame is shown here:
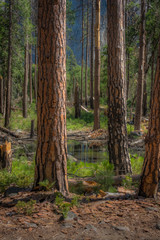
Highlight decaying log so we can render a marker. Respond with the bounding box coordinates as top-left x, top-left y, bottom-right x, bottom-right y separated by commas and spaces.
0, 141, 12, 171
0, 126, 20, 138
81, 105, 90, 113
